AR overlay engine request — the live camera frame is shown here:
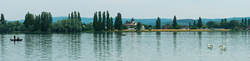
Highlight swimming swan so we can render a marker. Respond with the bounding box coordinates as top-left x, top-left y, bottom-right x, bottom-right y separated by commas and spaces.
207, 44, 213, 48
219, 45, 227, 50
